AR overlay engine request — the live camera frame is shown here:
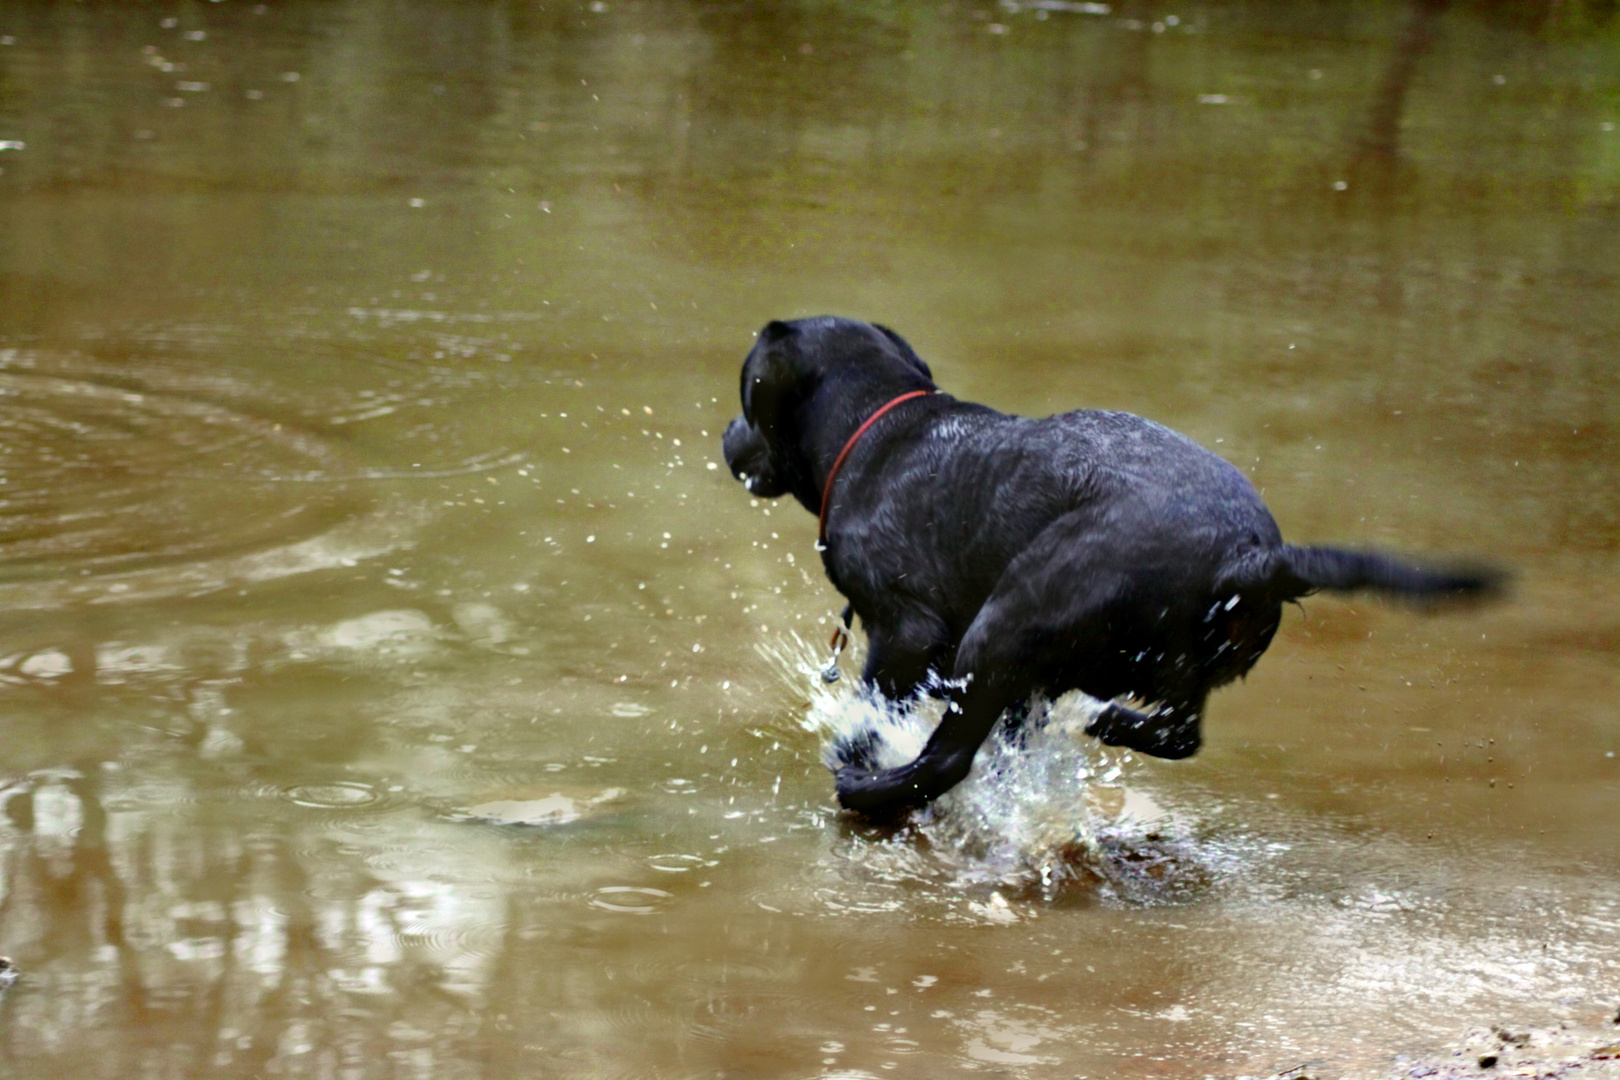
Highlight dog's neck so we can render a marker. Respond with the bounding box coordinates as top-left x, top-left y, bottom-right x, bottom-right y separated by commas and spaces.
812, 388, 936, 544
